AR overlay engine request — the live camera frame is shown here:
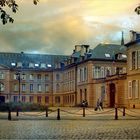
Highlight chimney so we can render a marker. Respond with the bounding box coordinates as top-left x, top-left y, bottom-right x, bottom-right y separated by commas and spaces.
130, 30, 137, 41
80, 46, 85, 56
75, 45, 81, 52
